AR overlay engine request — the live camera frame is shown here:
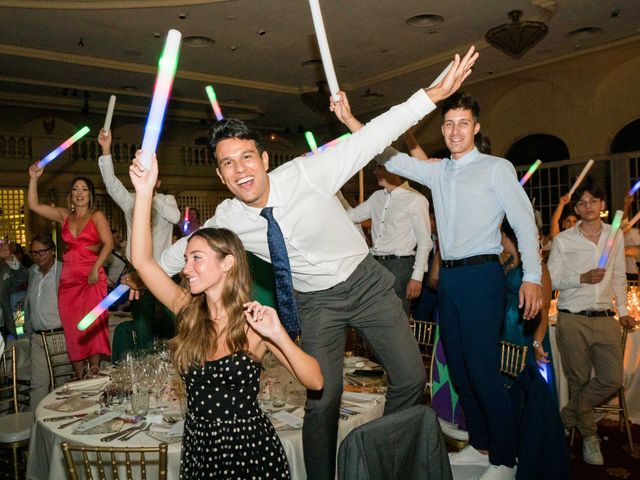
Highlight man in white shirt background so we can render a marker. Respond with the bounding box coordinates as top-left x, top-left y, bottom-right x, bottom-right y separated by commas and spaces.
24, 234, 66, 410
347, 165, 432, 314
548, 184, 637, 466
98, 130, 181, 353
148, 47, 478, 480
